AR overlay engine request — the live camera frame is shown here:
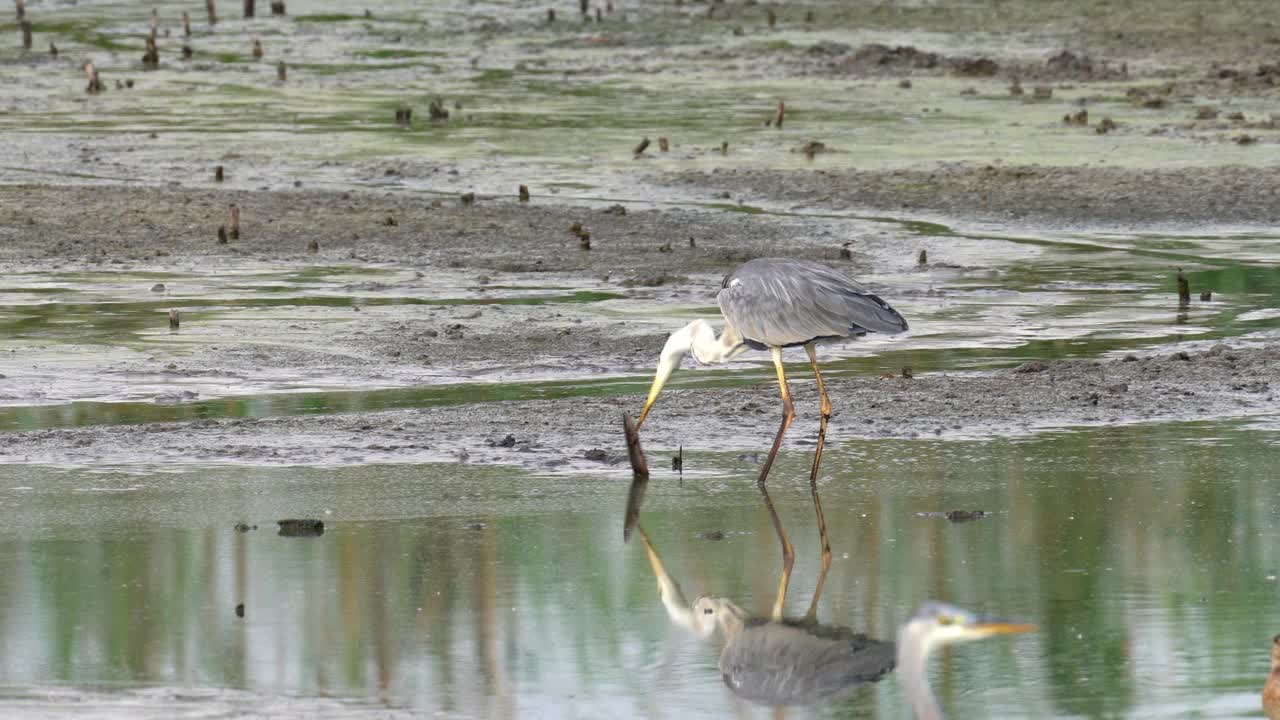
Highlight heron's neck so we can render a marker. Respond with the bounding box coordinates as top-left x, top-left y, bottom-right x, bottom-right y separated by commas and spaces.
897, 628, 944, 720
687, 320, 747, 365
